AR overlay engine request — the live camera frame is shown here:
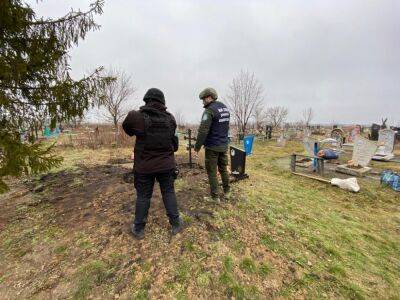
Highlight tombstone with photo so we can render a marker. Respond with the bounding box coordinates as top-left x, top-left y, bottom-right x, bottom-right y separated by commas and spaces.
347, 125, 361, 143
